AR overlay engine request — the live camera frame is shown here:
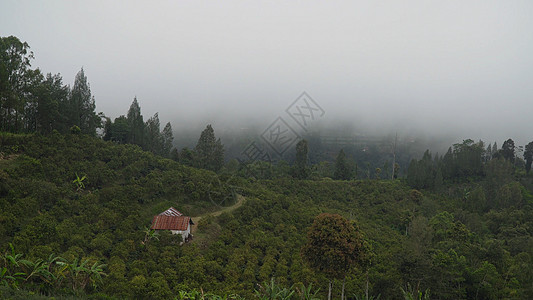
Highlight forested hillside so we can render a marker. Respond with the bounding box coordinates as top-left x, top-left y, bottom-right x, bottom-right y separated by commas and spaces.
2, 35, 533, 299
1, 132, 532, 299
